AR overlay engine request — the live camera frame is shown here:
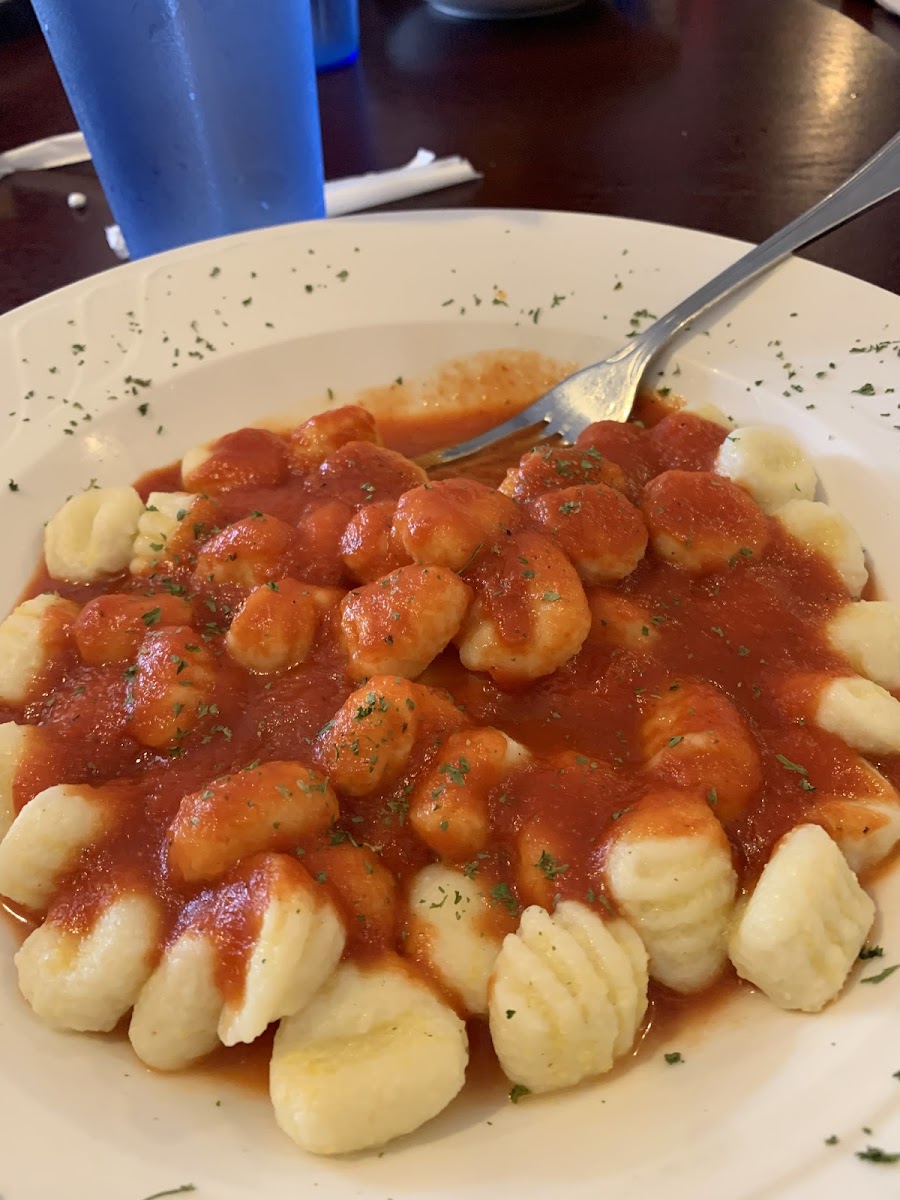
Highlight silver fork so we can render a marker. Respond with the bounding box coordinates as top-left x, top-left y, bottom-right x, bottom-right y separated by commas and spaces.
436, 128, 900, 466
